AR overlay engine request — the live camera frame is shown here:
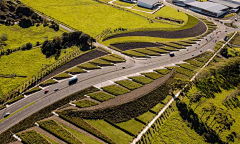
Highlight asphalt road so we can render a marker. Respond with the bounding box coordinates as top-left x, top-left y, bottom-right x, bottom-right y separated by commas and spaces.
0, 6, 239, 135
